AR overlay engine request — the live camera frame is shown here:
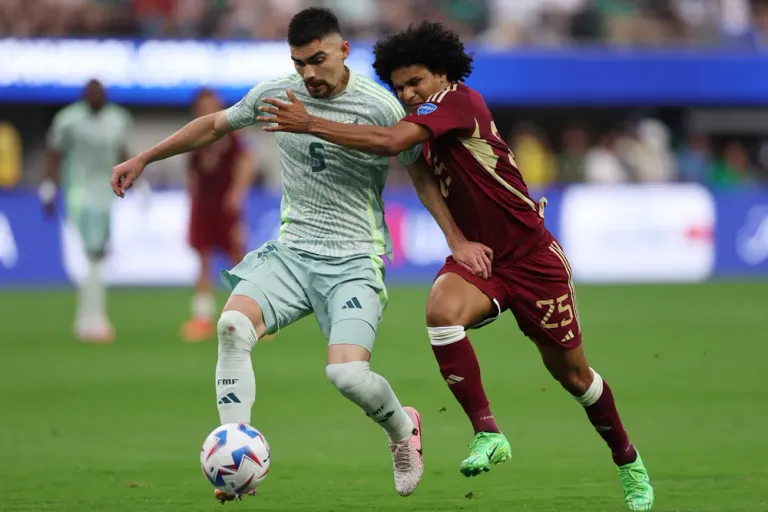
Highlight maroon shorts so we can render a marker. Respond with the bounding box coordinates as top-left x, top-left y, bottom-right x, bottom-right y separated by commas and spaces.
436, 233, 582, 350
188, 205, 243, 255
